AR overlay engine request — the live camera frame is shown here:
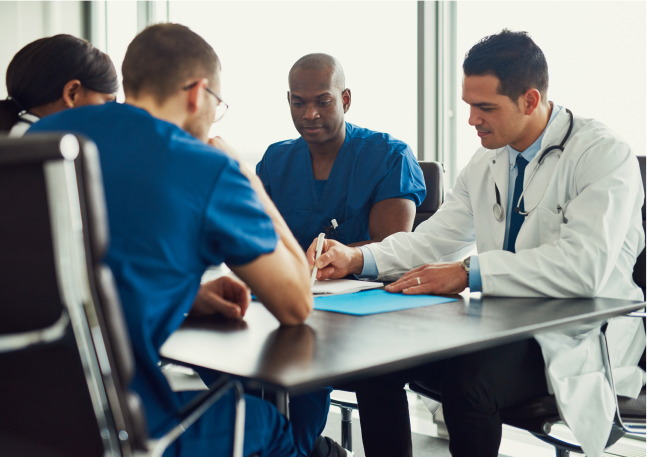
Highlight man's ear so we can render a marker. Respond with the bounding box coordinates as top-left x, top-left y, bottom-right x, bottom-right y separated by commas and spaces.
287, 91, 291, 105
62, 80, 82, 108
342, 88, 351, 114
521, 88, 541, 115
186, 78, 209, 114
